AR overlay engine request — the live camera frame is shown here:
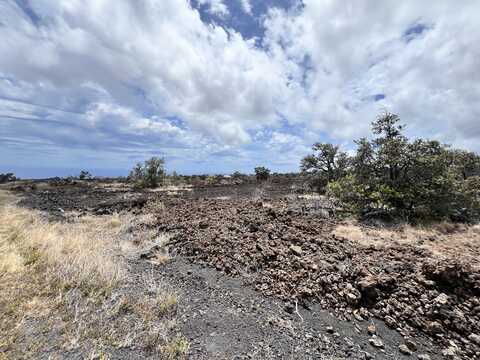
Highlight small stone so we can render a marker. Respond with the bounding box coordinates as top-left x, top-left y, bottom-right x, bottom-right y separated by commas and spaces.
363, 351, 373, 359
434, 293, 449, 306
326, 325, 334, 334
384, 315, 396, 328
367, 324, 376, 335
417, 355, 431, 360
199, 221, 209, 229
426, 321, 444, 334
442, 347, 456, 358
354, 312, 364, 322
289, 245, 302, 256
399, 344, 412, 355
469, 334, 480, 345
405, 339, 417, 352
369, 335, 384, 348
346, 292, 358, 304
